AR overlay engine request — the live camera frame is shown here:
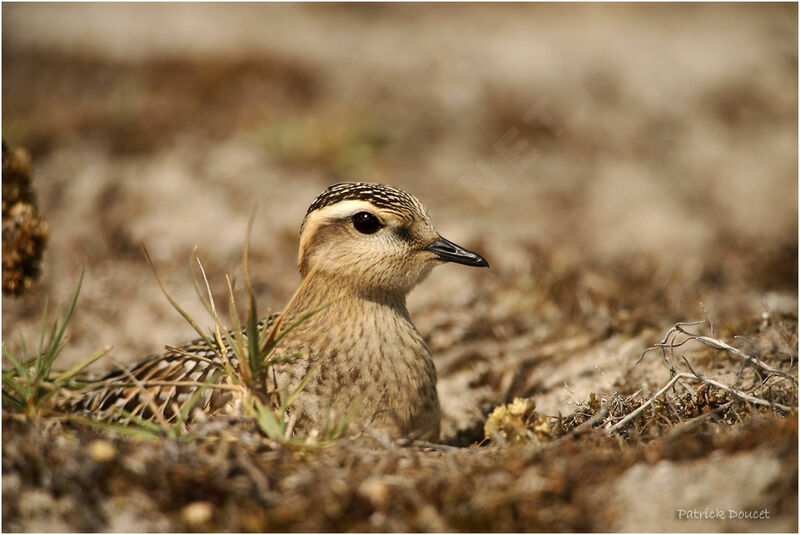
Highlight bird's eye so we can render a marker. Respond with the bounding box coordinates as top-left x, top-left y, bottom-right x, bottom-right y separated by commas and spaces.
352, 212, 383, 234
